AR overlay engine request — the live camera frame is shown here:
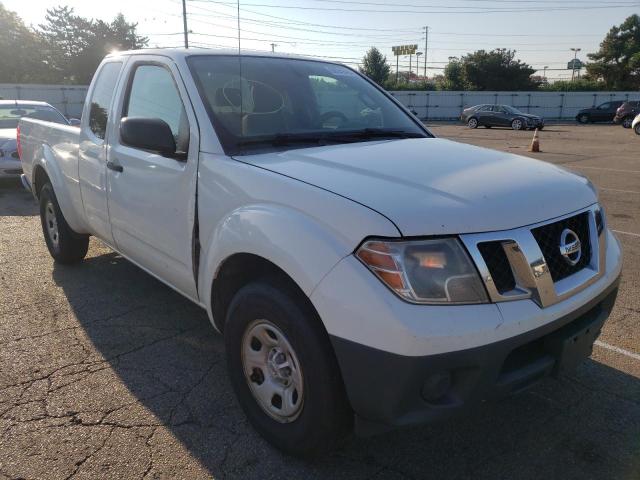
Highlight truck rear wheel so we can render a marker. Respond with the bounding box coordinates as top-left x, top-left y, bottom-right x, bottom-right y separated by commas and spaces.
39, 183, 89, 264
224, 280, 352, 457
